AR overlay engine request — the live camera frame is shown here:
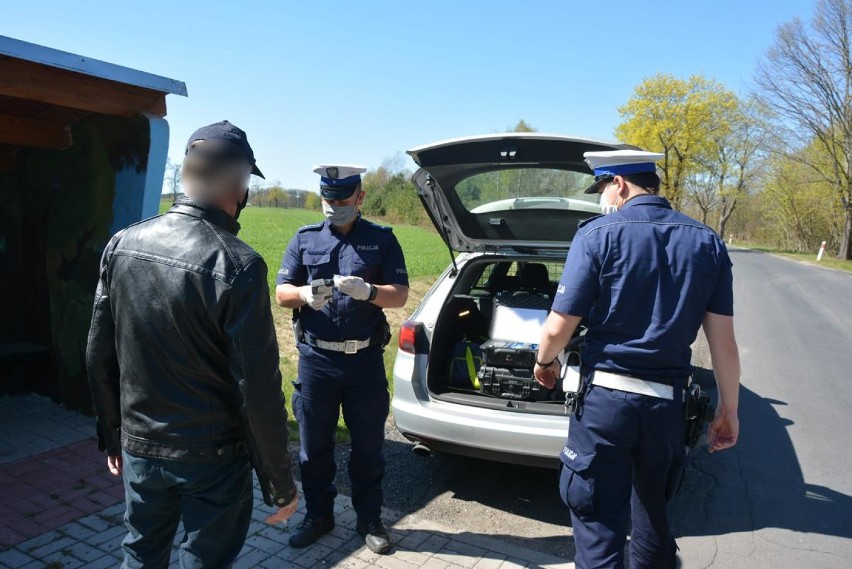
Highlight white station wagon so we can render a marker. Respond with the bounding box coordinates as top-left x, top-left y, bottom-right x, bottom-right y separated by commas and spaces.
391, 133, 634, 467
